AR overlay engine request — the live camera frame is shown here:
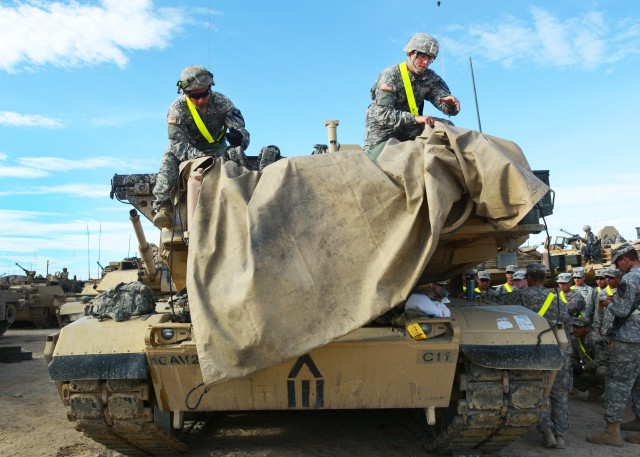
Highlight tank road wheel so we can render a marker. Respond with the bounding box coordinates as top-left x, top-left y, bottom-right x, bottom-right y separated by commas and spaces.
63, 379, 203, 456
29, 306, 58, 329
425, 358, 550, 455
